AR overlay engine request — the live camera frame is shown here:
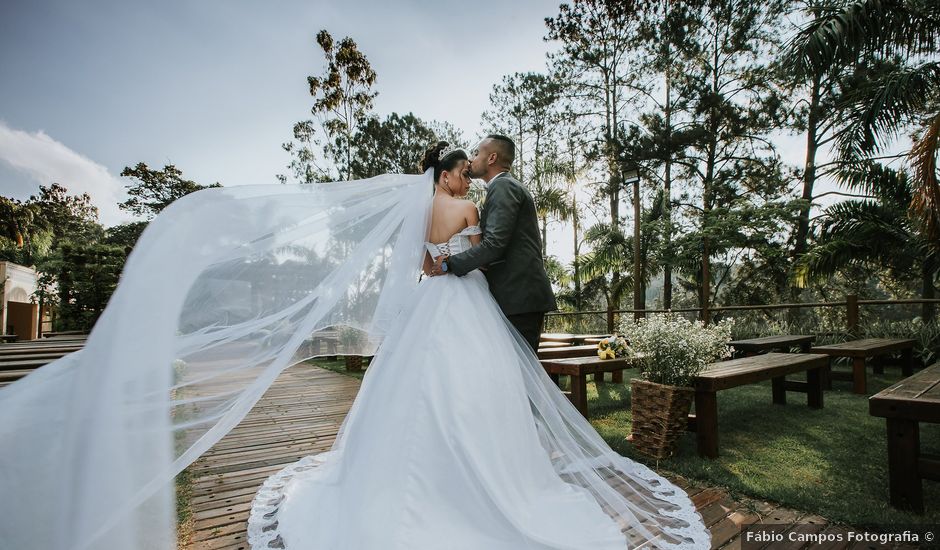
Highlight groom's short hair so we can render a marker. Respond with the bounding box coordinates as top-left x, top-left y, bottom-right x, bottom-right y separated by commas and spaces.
486, 134, 515, 167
